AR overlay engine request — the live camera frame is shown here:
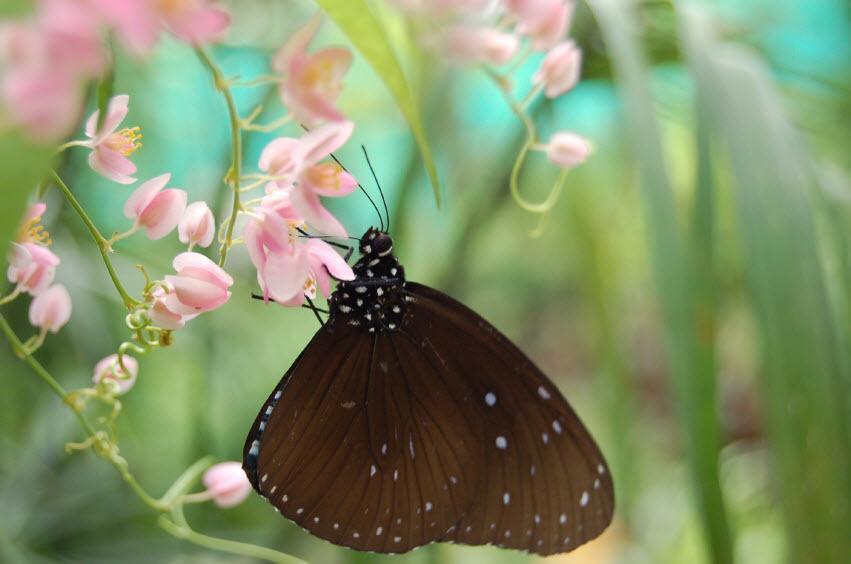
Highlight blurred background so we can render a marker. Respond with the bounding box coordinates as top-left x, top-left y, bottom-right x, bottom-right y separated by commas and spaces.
1, 0, 849, 562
